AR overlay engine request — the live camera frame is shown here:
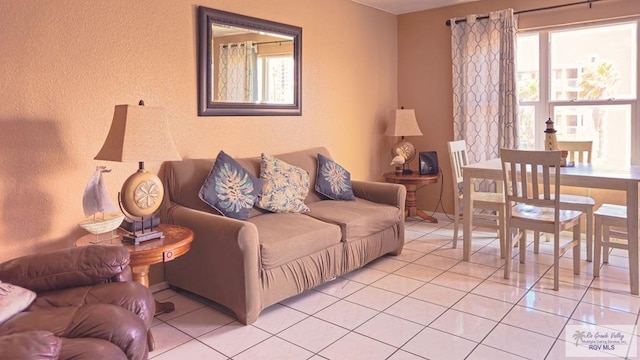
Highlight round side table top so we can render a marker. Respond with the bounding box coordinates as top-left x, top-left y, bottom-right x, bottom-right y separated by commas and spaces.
383, 172, 439, 185
75, 223, 194, 266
